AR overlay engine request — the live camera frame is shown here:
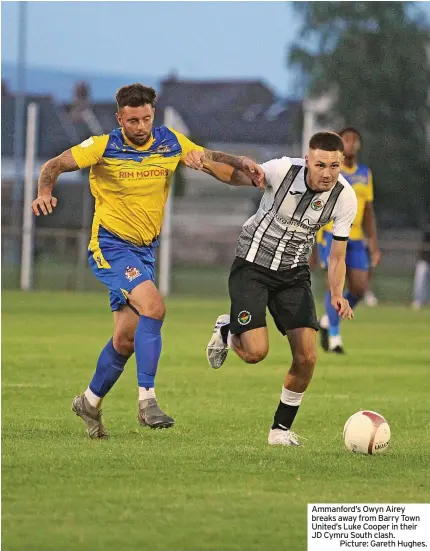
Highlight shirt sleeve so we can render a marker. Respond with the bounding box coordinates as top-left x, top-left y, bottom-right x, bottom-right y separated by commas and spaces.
70, 135, 109, 169
366, 169, 374, 202
332, 187, 358, 240
259, 157, 292, 188
169, 128, 203, 160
